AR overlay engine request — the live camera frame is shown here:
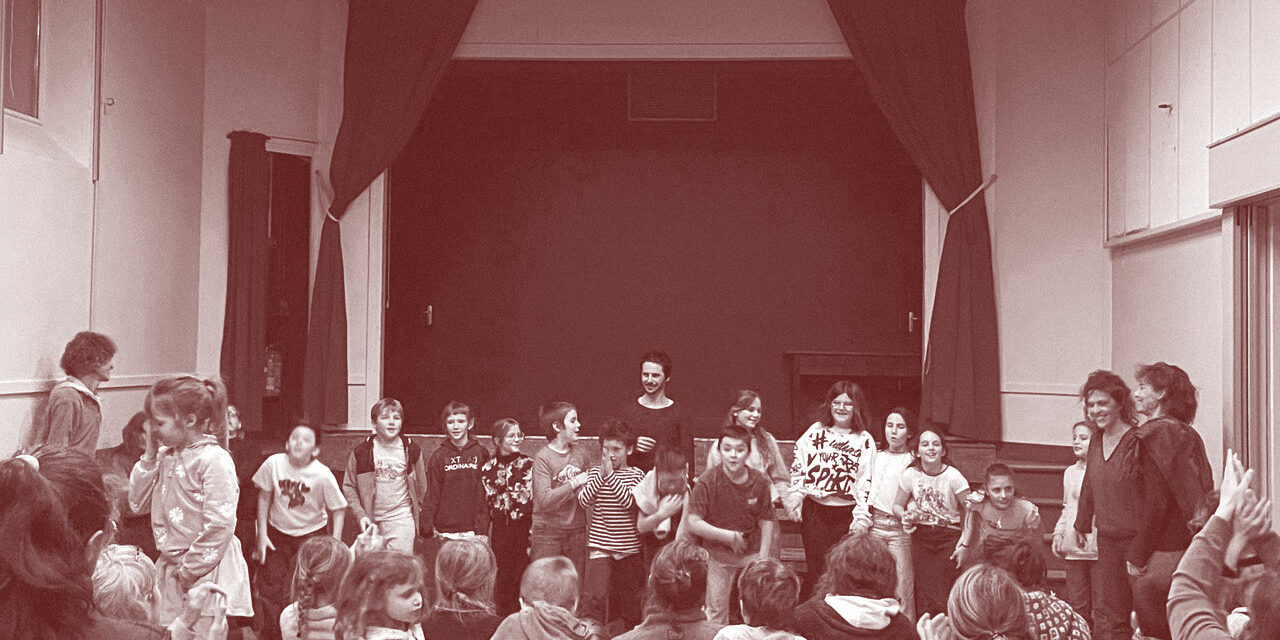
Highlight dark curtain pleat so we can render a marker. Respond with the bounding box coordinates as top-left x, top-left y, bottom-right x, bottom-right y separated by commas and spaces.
220, 131, 271, 433
304, 0, 478, 426
826, 0, 1001, 440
